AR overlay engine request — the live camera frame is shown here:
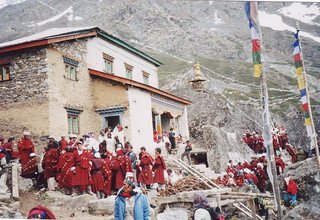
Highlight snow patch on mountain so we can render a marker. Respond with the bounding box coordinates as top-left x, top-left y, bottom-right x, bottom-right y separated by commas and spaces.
278, 3, 320, 26
0, 0, 26, 10
33, 6, 73, 26
259, 11, 320, 44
